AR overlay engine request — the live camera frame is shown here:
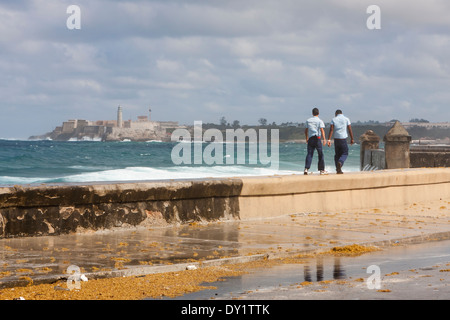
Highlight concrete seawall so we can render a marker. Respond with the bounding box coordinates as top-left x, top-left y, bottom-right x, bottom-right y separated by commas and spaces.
1, 168, 449, 238
410, 145, 450, 168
